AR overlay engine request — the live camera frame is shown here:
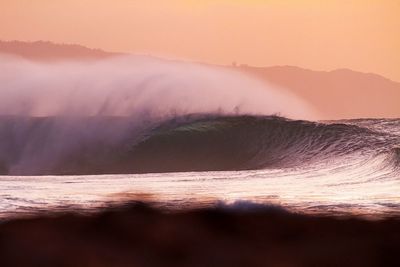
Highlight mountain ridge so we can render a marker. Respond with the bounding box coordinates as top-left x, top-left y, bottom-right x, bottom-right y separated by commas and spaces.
0, 40, 123, 61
